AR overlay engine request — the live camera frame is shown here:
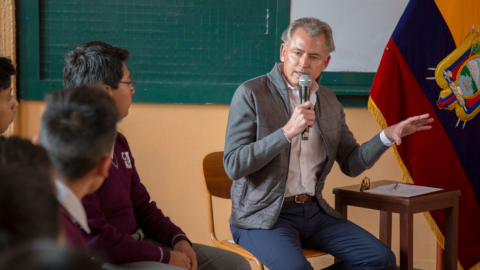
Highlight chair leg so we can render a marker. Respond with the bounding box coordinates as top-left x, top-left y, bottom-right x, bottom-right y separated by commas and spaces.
254, 258, 264, 270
